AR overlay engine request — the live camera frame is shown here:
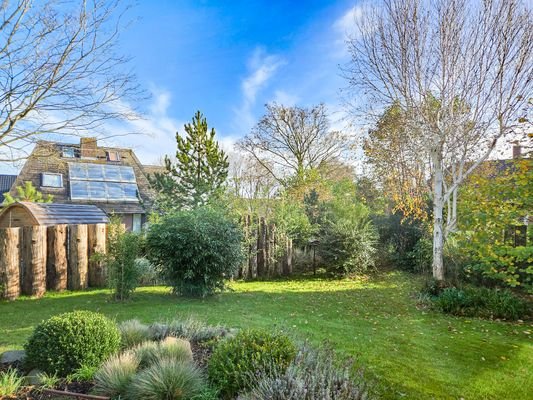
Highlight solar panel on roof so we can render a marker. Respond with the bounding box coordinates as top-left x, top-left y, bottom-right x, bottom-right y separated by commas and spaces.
68, 163, 139, 202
